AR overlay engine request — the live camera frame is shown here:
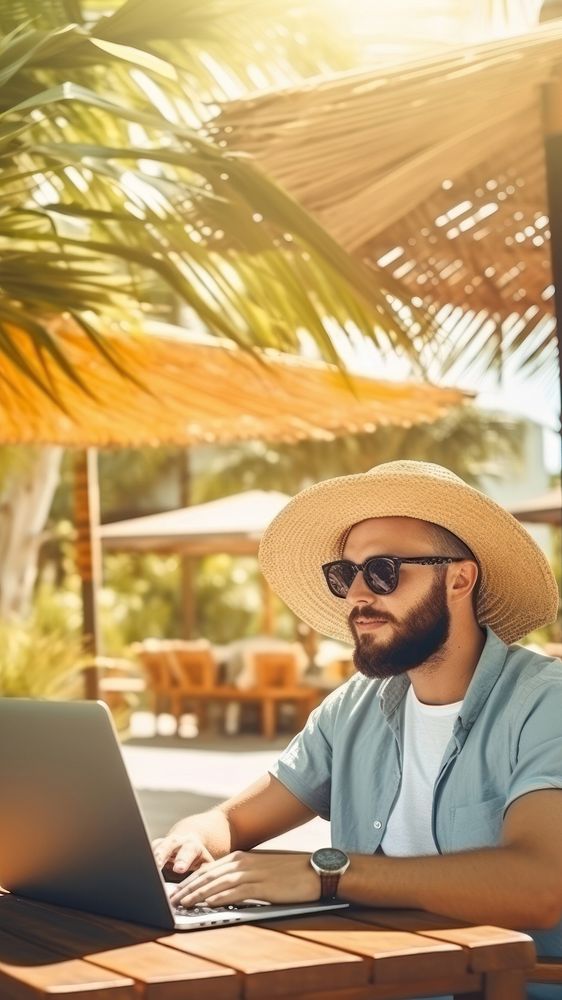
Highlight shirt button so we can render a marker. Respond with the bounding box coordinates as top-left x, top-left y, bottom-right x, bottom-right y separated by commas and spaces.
373, 820, 382, 829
